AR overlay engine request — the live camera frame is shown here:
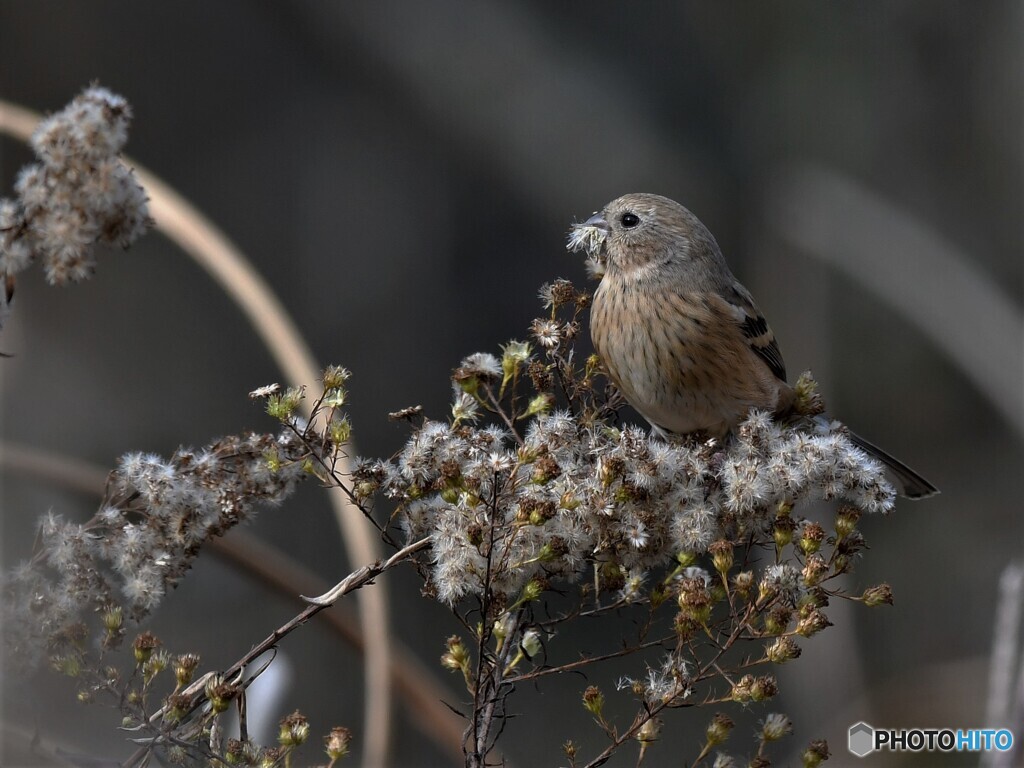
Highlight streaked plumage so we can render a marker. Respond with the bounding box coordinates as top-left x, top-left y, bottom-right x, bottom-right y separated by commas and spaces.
582, 193, 937, 499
